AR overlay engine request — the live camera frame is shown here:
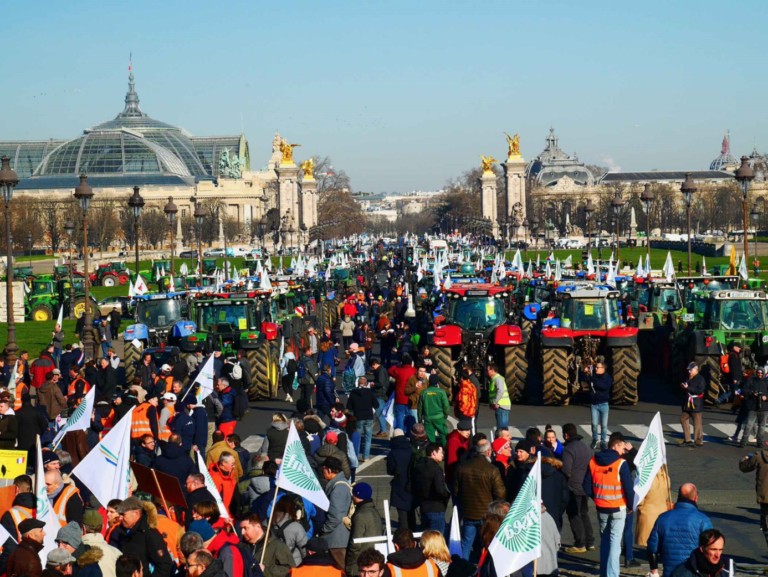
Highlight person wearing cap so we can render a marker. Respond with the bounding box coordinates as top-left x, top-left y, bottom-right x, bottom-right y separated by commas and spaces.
56, 520, 103, 577
410, 443, 450, 535
130, 393, 160, 444
158, 393, 177, 442
7, 517, 46, 577
45, 469, 84, 527
344, 482, 382, 576
680, 362, 707, 447
38, 369, 66, 421
0, 391, 18, 450
315, 431, 352, 480
43, 548, 76, 577
417, 372, 450, 445
292, 536, 342, 577
82, 509, 122, 577
110, 497, 172, 577
738, 366, 768, 448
